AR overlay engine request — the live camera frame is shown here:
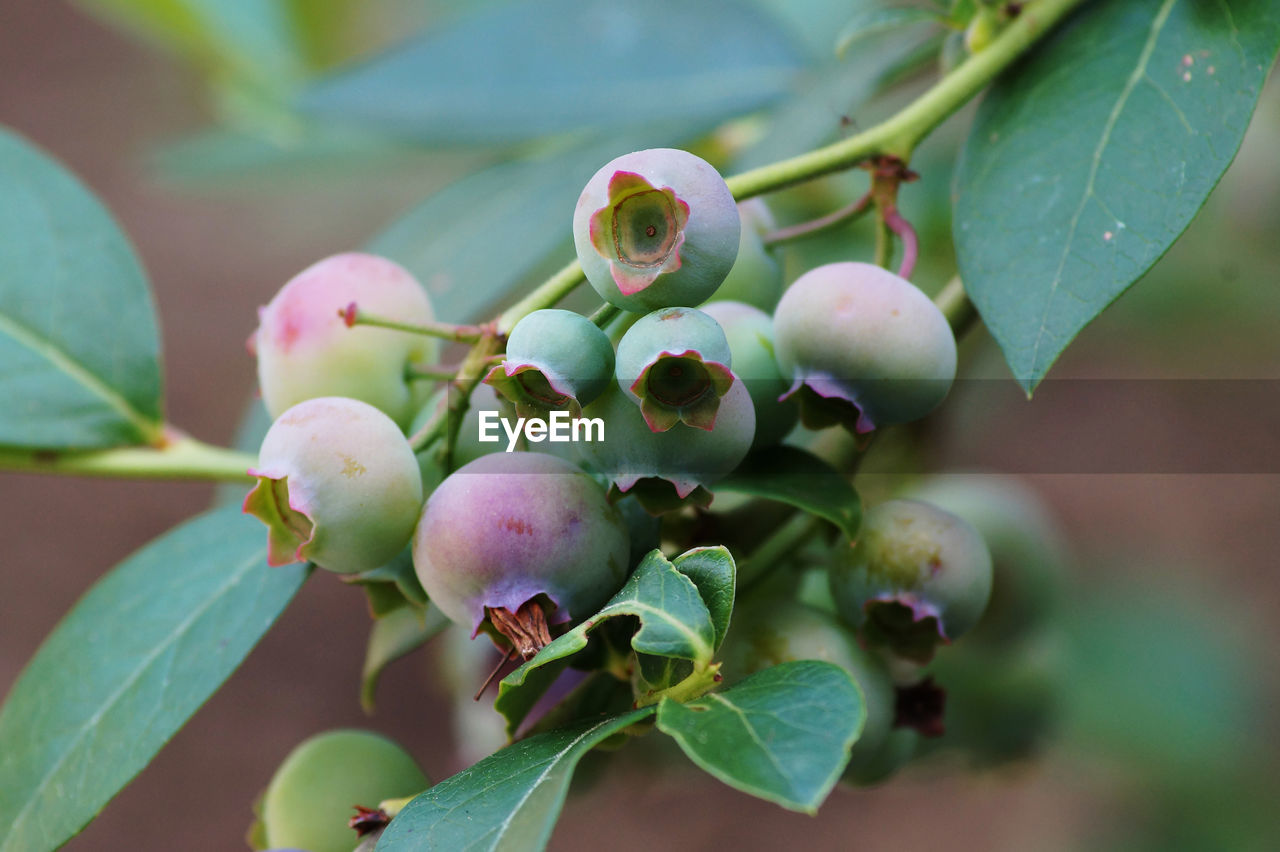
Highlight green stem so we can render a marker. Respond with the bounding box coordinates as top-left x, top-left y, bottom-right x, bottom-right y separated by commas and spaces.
737, 512, 824, 595
0, 436, 256, 483
588, 302, 621, 329
496, 259, 585, 334
405, 364, 459, 381
345, 305, 484, 343
873, 212, 894, 270
936, 274, 979, 337
725, 0, 1087, 200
